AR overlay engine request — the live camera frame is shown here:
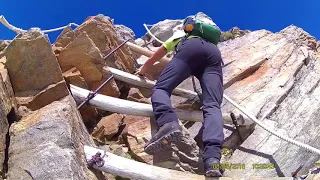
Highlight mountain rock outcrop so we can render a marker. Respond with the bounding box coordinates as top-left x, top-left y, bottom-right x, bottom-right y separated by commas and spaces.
1, 28, 105, 179
221, 26, 251, 41
0, 11, 319, 180
7, 95, 100, 180
0, 56, 16, 178
114, 24, 136, 43
3, 29, 69, 111
218, 25, 320, 178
